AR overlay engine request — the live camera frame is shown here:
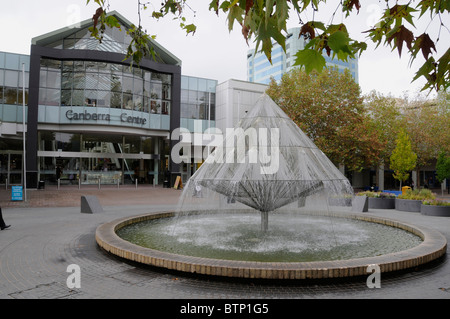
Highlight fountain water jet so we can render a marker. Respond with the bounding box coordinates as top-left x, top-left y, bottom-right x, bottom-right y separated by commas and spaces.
179, 94, 353, 231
